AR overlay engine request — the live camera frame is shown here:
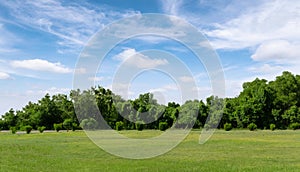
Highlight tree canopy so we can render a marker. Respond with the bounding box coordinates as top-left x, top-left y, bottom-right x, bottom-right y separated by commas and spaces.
1, 71, 300, 131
